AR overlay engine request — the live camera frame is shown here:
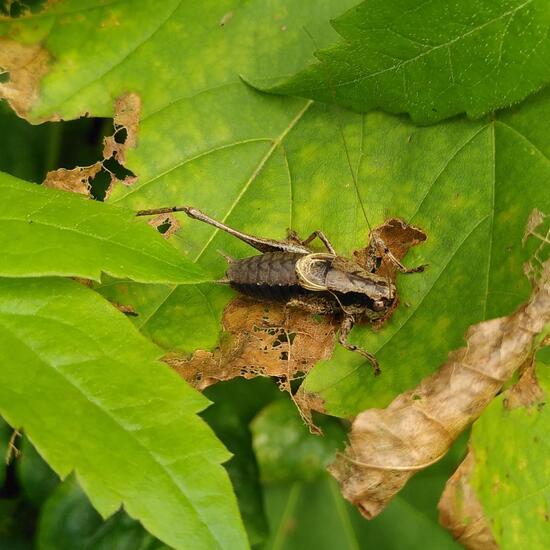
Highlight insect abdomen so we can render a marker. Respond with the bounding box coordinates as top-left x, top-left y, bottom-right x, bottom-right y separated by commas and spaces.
227, 252, 306, 302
